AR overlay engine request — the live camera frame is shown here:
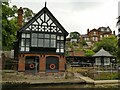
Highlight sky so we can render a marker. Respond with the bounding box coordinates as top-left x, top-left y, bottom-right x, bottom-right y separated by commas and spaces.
9, 0, 119, 35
